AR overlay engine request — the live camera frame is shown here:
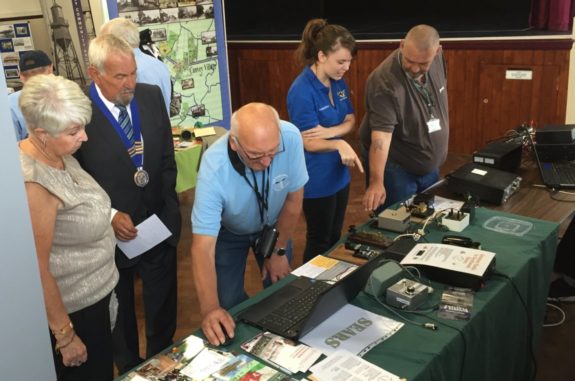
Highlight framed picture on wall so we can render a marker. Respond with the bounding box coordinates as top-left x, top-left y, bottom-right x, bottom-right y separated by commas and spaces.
13, 23, 30, 37
0, 25, 15, 39
4, 67, 19, 79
